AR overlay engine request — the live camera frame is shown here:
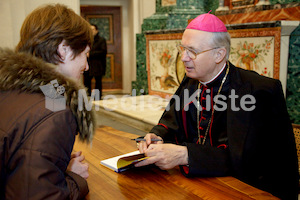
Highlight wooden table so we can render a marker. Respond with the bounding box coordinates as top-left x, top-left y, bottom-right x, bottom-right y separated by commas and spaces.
73, 126, 279, 200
